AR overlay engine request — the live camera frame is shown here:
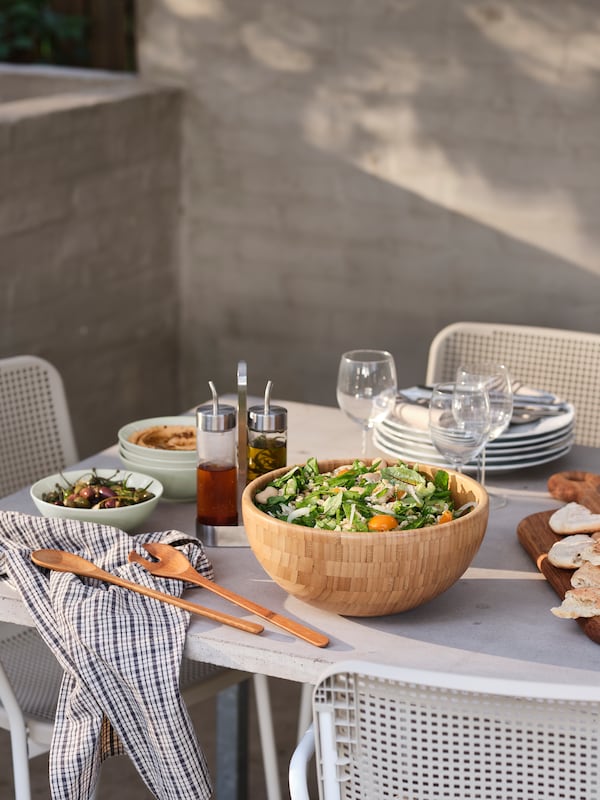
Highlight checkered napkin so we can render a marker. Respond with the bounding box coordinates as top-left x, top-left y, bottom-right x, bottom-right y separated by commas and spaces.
0, 510, 214, 800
